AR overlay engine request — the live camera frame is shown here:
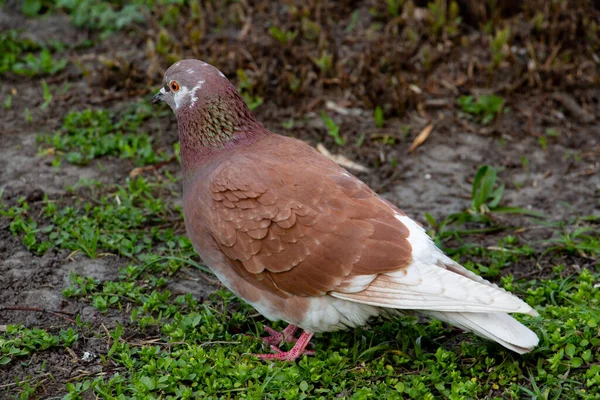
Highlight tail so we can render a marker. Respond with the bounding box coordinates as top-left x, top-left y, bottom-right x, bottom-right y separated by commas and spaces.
420, 310, 539, 354
331, 214, 540, 353
333, 259, 540, 353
